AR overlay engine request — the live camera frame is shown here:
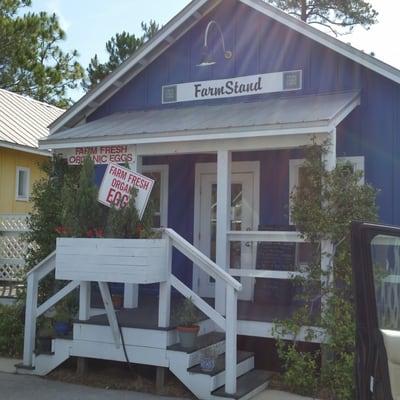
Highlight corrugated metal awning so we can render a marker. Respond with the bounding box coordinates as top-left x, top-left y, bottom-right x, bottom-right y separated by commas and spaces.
41, 91, 360, 149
